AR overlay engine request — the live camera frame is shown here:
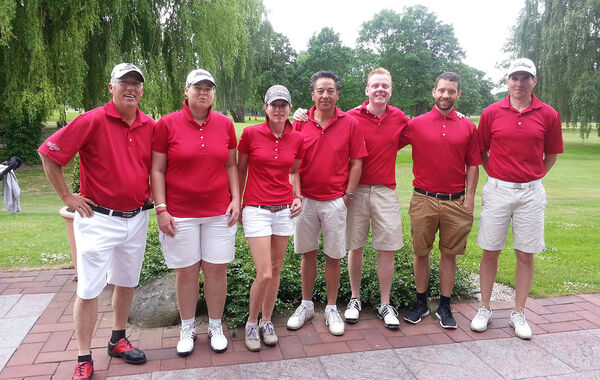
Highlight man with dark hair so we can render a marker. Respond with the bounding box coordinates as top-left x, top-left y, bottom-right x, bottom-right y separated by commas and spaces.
401, 72, 480, 329
38, 63, 155, 380
471, 58, 563, 340
286, 71, 367, 336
